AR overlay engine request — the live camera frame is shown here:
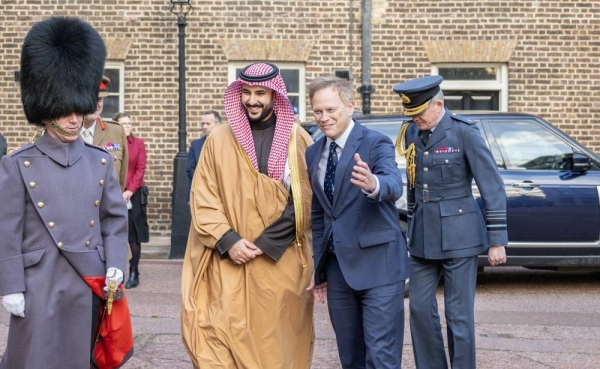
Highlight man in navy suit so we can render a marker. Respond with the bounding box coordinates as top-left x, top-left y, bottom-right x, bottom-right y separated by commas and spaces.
394, 76, 507, 369
306, 76, 409, 369
186, 110, 221, 199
